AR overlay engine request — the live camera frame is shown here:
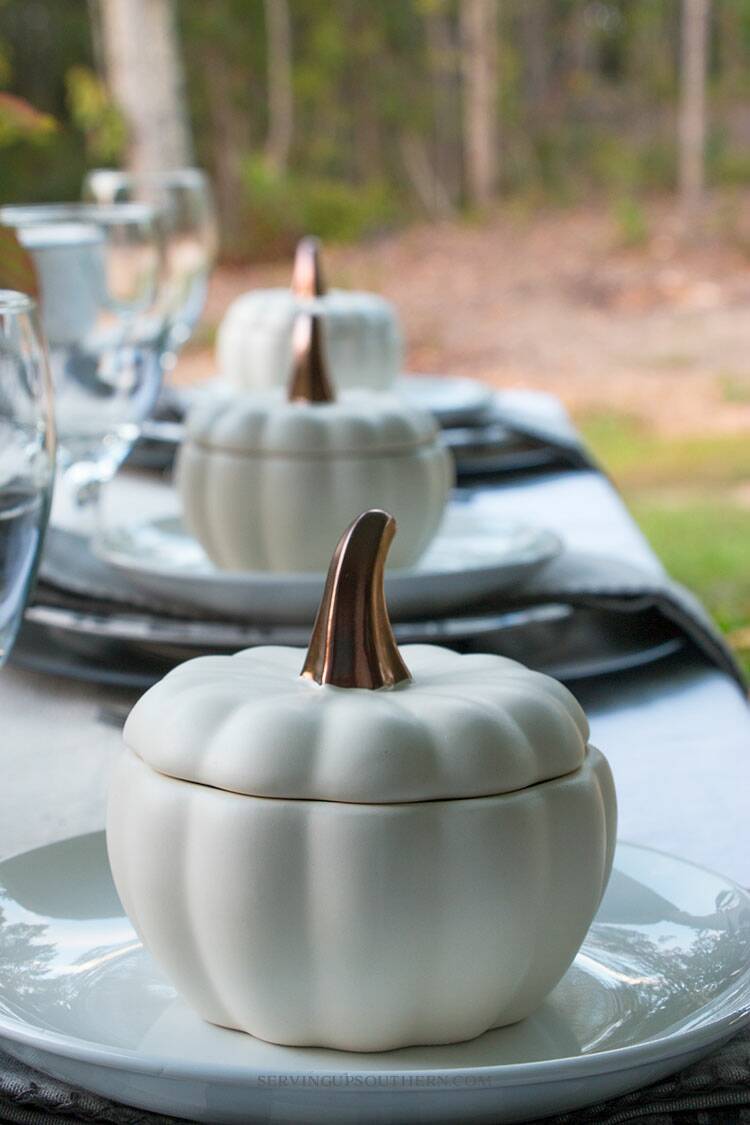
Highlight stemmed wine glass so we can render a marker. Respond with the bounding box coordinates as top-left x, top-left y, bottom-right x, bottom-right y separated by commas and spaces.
0, 290, 55, 665
82, 168, 218, 370
0, 202, 165, 529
